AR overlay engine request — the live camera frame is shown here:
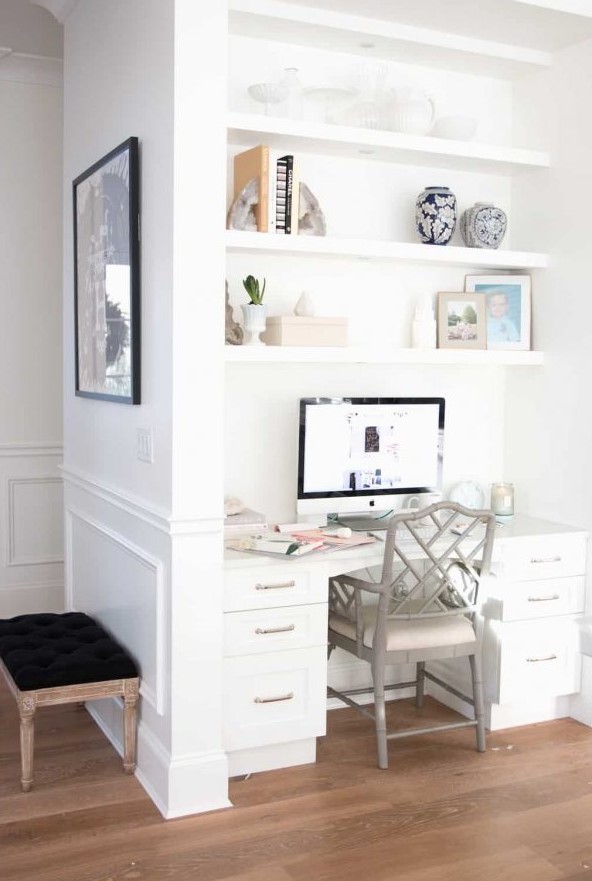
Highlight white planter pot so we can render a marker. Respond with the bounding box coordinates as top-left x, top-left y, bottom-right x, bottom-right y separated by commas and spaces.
241, 304, 267, 346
